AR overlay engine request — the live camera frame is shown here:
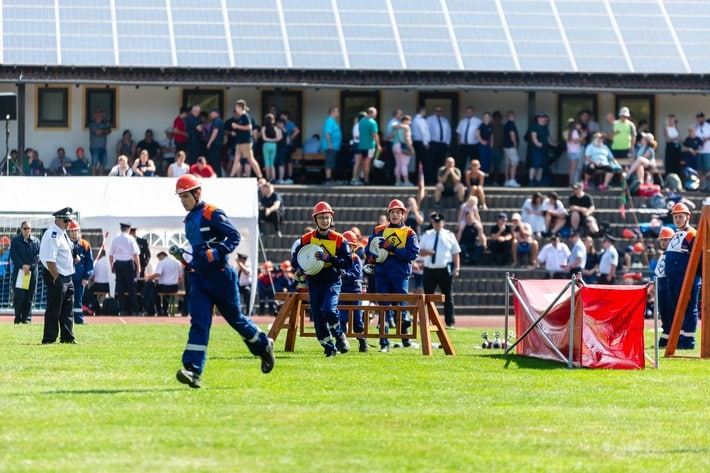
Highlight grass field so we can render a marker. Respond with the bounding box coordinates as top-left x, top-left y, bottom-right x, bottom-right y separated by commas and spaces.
0, 321, 708, 473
